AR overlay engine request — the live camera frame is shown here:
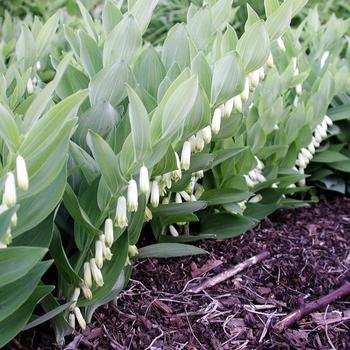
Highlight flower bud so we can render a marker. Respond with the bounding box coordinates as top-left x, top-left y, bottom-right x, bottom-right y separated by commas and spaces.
308, 142, 316, 154
314, 129, 323, 144
249, 194, 263, 203
16, 156, 29, 191
238, 201, 247, 211
150, 181, 160, 208
162, 196, 170, 204
224, 98, 234, 117
27, 78, 34, 94
90, 258, 104, 287
316, 124, 327, 139
255, 173, 266, 183
69, 287, 80, 311
211, 108, 222, 134
144, 206, 153, 221
171, 152, 182, 181
128, 245, 139, 257
104, 218, 114, 248
324, 115, 333, 126
103, 246, 113, 261
321, 119, 328, 132
277, 37, 286, 52
254, 157, 264, 170
243, 174, 255, 188
83, 262, 92, 288
194, 184, 205, 199
296, 84, 302, 96
248, 170, 257, 181
125, 256, 131, 266
180, 191, 191, 201
36, 61, 41, 70
301, 148, 313, 161
258, 67, 265, 80
296, 154, 307, 169
163, 173, 172, 189
271, 183, 278, 189
320, 51, 329, 69
95, 240, 104, 269
189, 135, 197, 152
74, 307, 86, 330
249, 70, 259, 90
115, 196, 128, 228
0, 242, 7, 249
11, 212, 17, 227
195, 133, 205, 152
233, 95, 242, 113
190, 194, 196, 202
240, 78, 250, 102
312, 136, 320, 148
3, 228, 12, 245
2, 172, 16, 207
81, 285, 92, 300
181, 141, 191, 170
201, 126, 212, 144
267, 52, 274, 68
139, 166, 150, 194
175, 192, 182, 204
127, 179, 138, 212
69, 313, 75, 330
169, 225, 179, 237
